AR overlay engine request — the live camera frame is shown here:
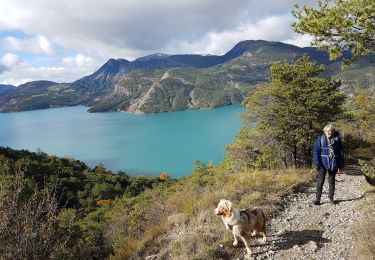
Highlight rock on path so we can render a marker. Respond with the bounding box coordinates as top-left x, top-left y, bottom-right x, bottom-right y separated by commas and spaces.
238, 166, 367, 260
